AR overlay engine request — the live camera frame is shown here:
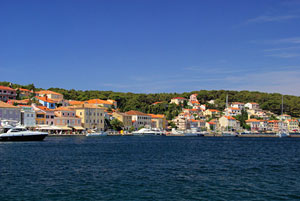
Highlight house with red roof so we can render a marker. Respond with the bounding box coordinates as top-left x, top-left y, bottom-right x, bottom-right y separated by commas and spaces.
35, 96, 57, 109
219, 116, 240, 131
170, 97, 187, 105
0, 86, 17, 102
125, 110, 152, 130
